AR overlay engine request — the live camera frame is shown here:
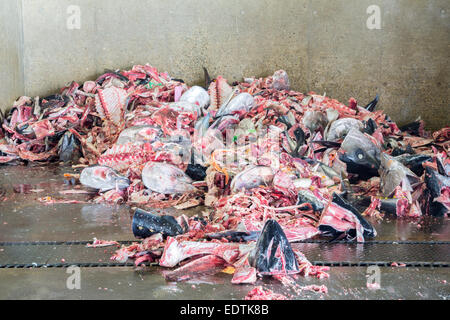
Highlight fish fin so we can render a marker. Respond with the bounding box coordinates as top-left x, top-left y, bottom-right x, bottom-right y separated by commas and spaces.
203, 67, 212, 88
311, 140, 341, 148
365, 94, 379, 112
